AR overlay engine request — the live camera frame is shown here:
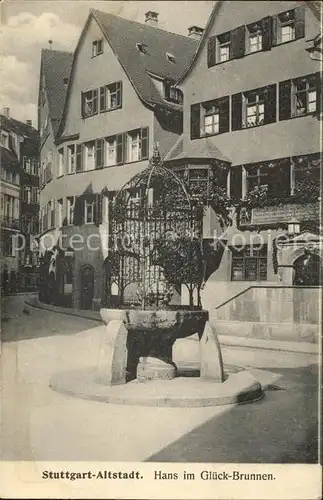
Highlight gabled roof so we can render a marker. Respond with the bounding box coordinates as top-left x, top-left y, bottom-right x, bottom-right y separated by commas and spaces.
57, 9, 198, 137
177, 0, 322, 85
164, 134, 230, 163
0, 114, 38, 141
40, 49, 74, 135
